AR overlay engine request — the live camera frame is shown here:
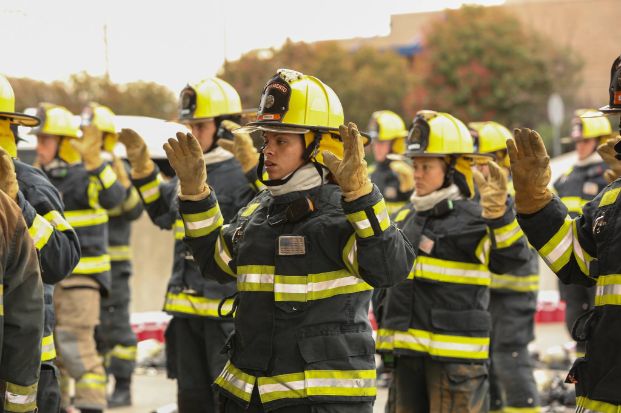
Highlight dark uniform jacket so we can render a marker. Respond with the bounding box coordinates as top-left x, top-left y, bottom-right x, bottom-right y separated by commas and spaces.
518, 183, 621, 408
553, 157, 607, 218
0, 191, 44, 413
377, 196, 531, 363
132, 158, 255, 319
15, 159, 80, 363
370, 160, 412, 214
179, 183, 415, 411
44, 162, 126, 294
